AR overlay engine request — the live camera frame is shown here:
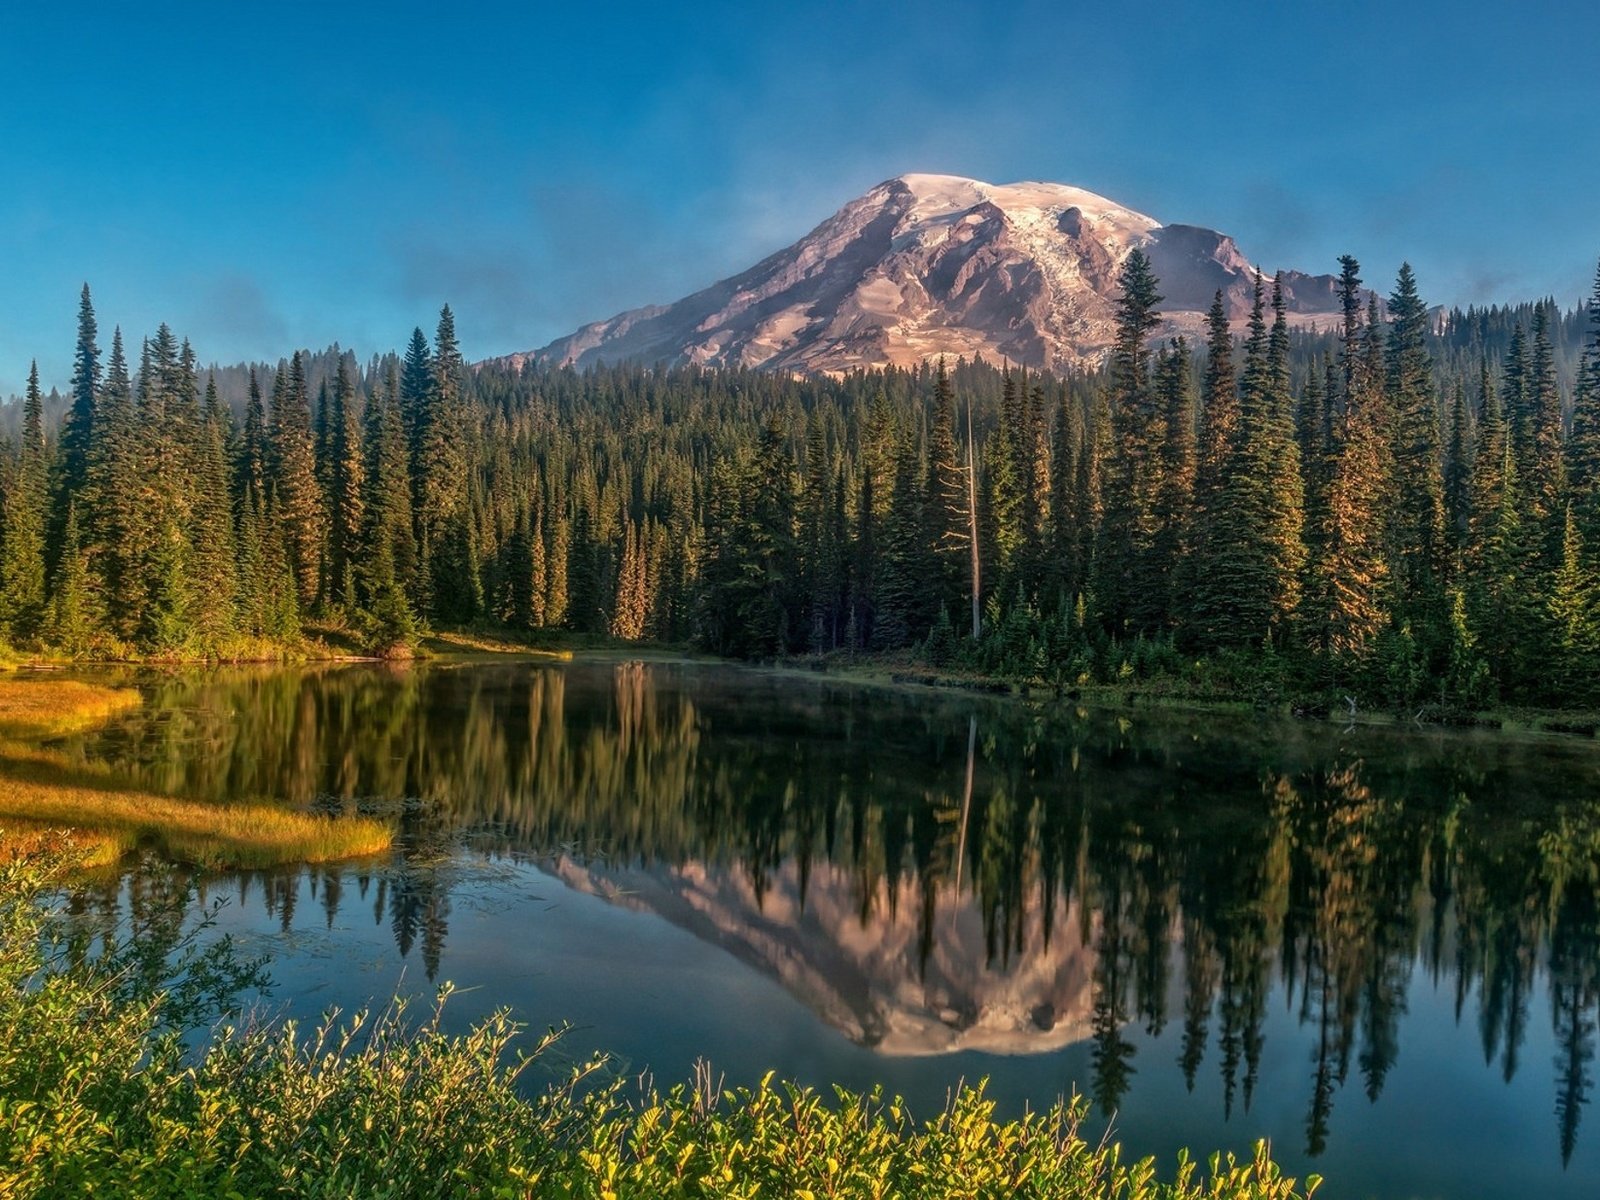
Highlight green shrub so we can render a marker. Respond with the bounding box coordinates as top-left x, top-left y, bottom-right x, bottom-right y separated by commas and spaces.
0, 838, 1320, 1199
